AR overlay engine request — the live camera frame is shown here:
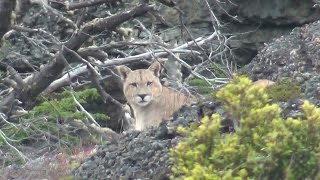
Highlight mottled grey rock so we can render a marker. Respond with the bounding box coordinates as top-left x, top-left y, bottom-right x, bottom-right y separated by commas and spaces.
245, 20, 320, 85
74, 105, 202, 179
304, 76, 320, 107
